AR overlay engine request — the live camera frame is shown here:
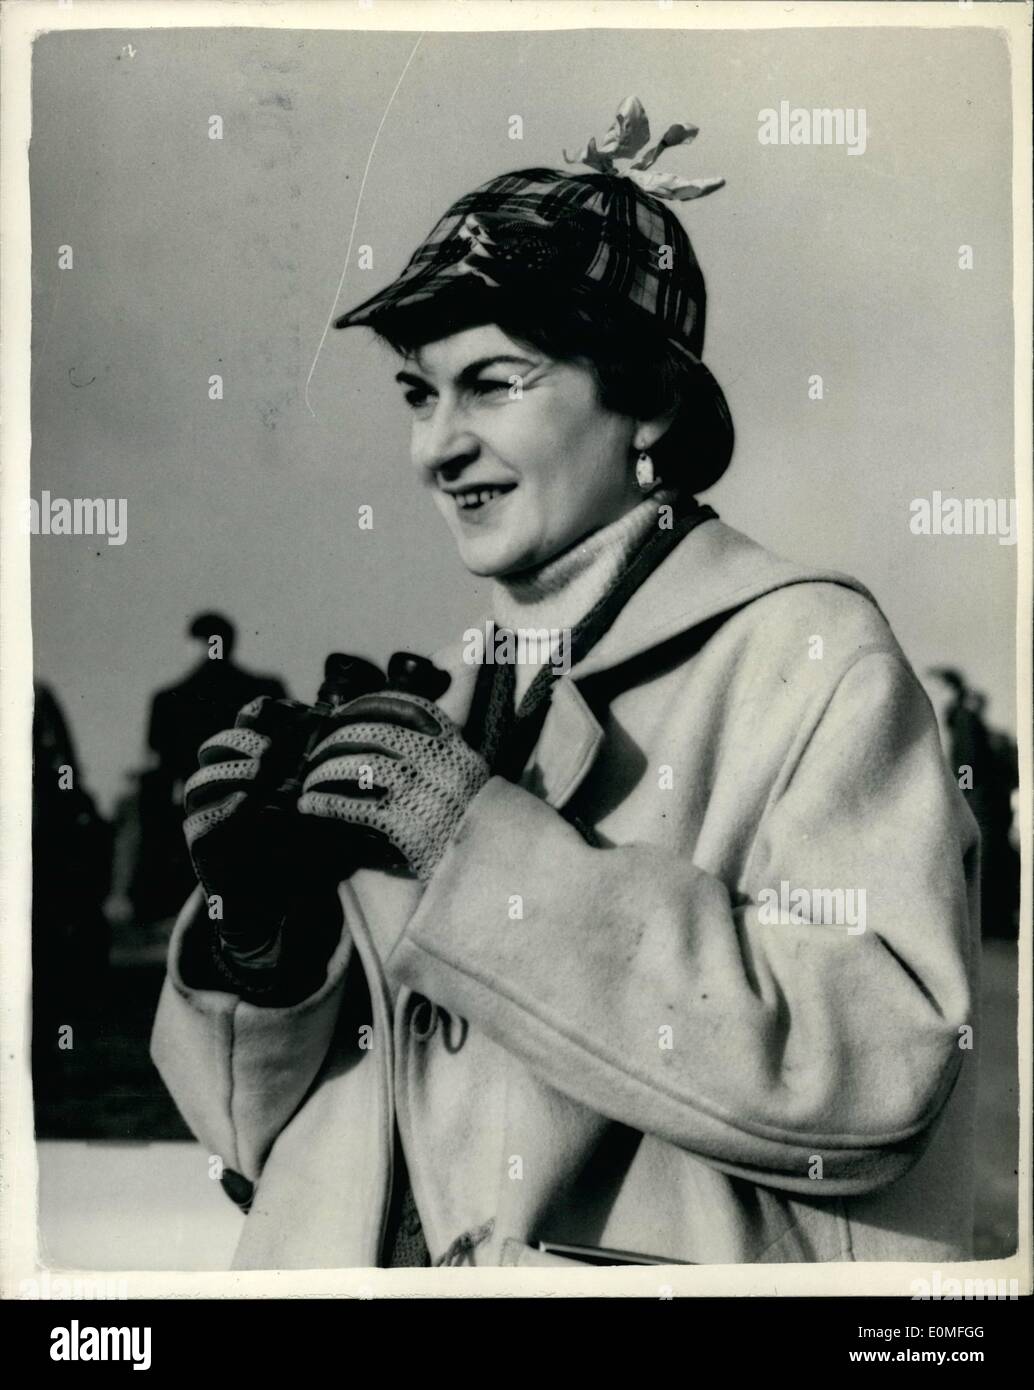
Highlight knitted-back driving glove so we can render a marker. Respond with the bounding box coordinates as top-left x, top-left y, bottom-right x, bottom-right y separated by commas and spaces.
298, 692, 489, 882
